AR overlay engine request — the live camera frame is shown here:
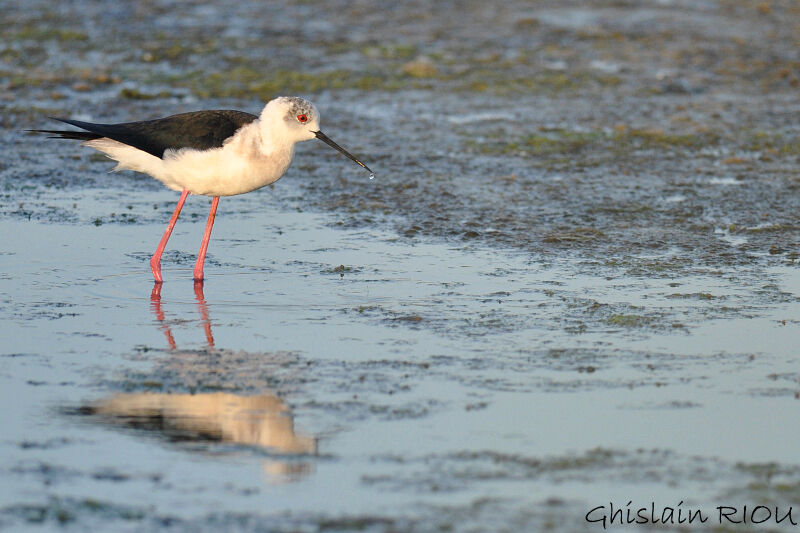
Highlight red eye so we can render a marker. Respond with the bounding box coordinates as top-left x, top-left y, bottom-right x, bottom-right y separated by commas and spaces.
297, 114, 308, 123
